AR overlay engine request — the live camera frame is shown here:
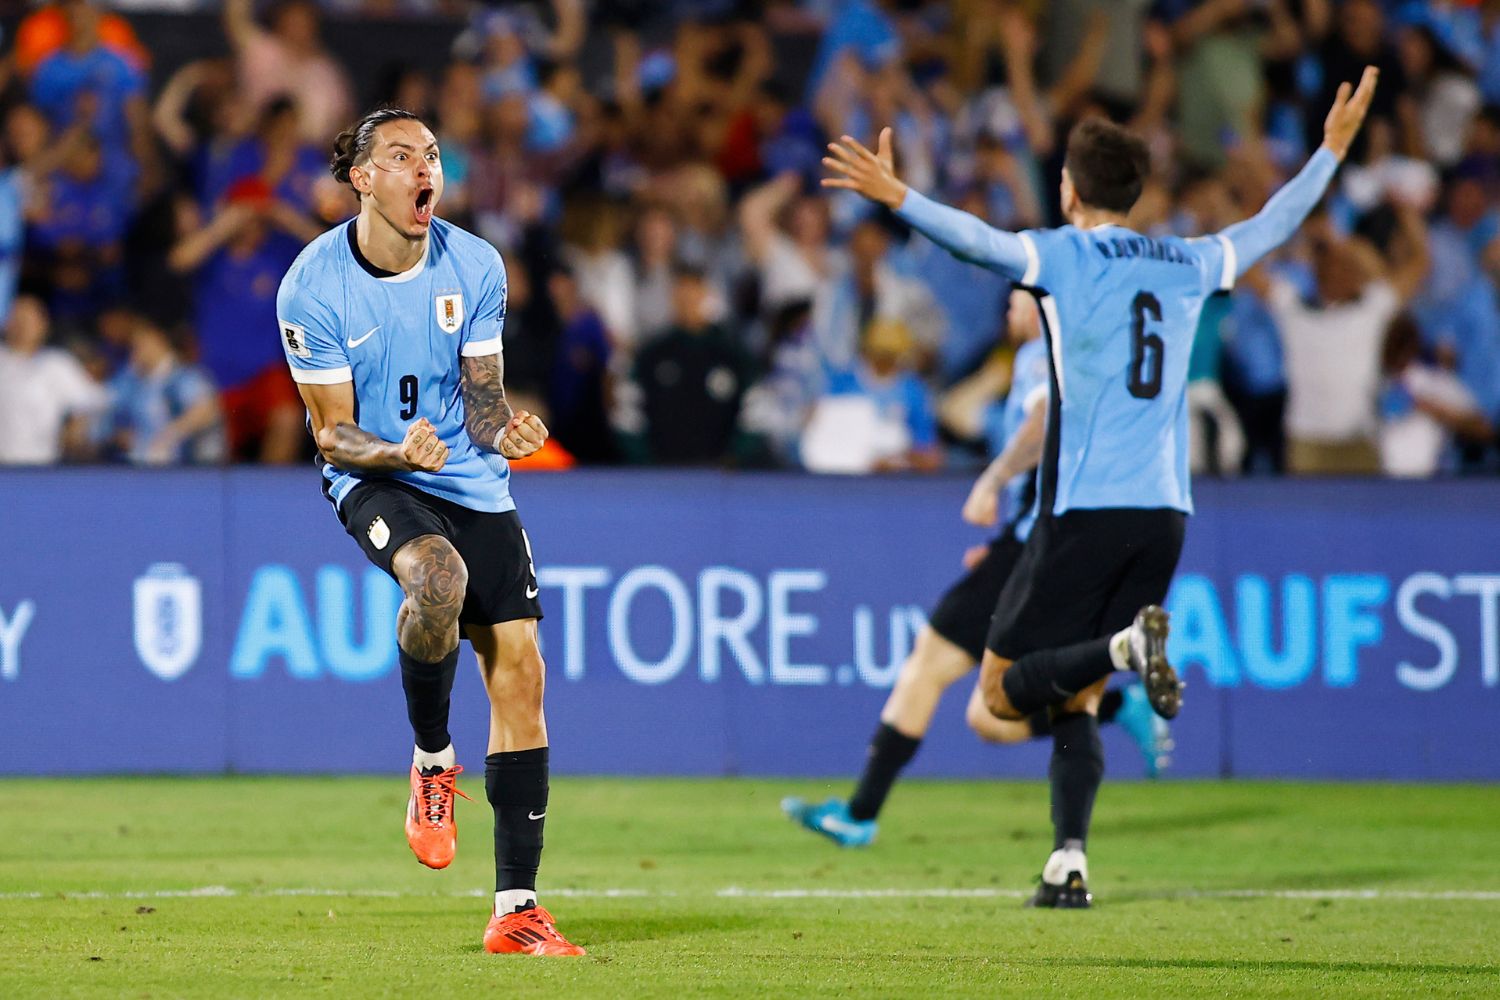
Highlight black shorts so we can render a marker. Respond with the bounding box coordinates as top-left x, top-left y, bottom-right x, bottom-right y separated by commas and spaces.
986, 508, 1185, 660
337, 479, 543, 627
927, 528, 1026, 661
